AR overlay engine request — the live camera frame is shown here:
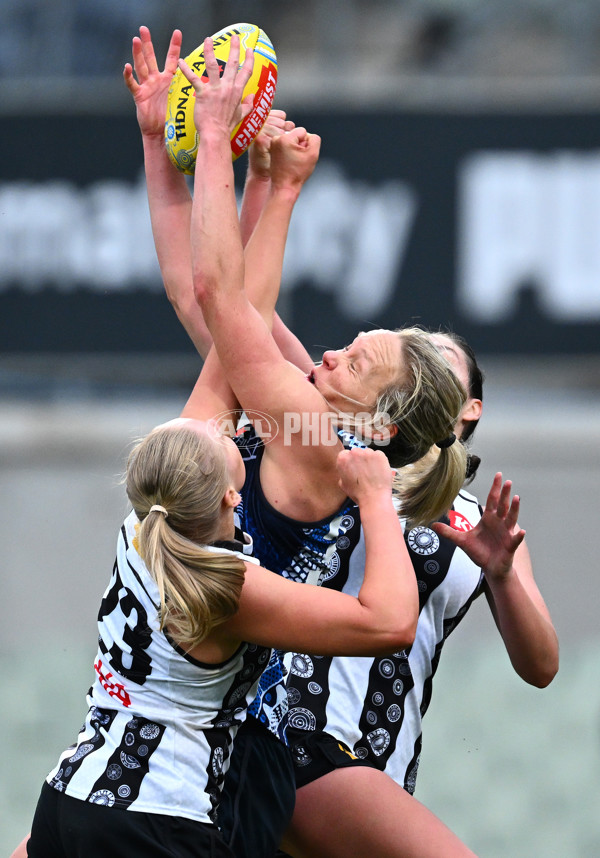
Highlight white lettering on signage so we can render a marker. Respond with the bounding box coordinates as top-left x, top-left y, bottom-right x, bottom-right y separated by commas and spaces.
458, 151, 600, 321
0, 174, 161, 292
281, 162, 416, 316
0, 163, 416, 320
